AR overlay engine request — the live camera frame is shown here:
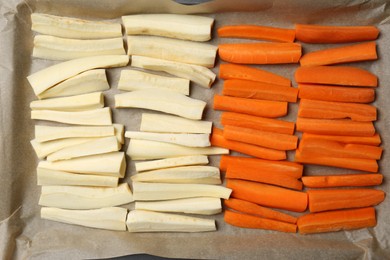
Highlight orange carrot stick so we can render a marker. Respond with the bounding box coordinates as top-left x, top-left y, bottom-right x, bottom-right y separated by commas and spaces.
298, 84, 375, 103
224, 210, 297, 233
298, 99, 377, 121
223, 125, 298, 151
295, 24, 379, 43
296, 117, 376, 136
295, 66, 378, 87
213, 95, 288, 118
307, 188, 385, 213
227, 179, 308, 212
218, 43, 302, 64
223, 79, 298, 102
301, 133, 381, 146
297, 207, 376, 234
302, 174, 383, 188
224, 198, 298, 224
219, 63, 291, 87
218, 25, 295, 42
211, 128, 286, 160
300, 42, 377, 66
